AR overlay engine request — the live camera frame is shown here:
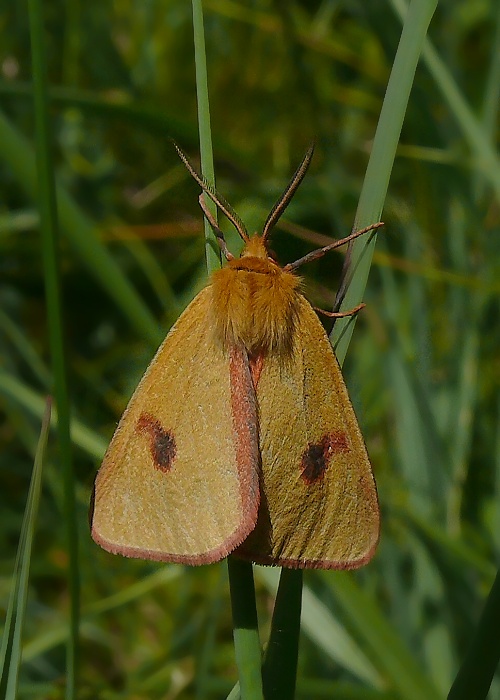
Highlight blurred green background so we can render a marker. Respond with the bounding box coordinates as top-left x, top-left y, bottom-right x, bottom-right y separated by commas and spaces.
1, 0, 500, 698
